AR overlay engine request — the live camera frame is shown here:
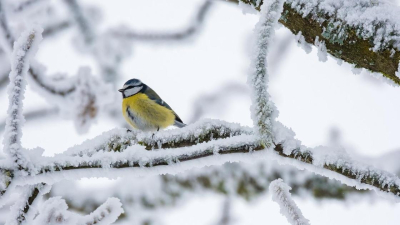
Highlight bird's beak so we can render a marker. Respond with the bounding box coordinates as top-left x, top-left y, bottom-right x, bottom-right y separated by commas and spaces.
118, 89, 124, 92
